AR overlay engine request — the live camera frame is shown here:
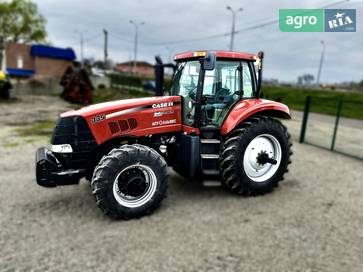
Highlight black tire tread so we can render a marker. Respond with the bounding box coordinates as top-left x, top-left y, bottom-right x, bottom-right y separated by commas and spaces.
91, 144, 169, 219
220, 116, 292, 196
